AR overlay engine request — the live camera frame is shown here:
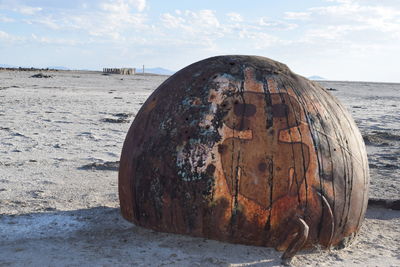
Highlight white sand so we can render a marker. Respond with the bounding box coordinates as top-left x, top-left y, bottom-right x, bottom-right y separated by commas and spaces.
0, 70, 399, 266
